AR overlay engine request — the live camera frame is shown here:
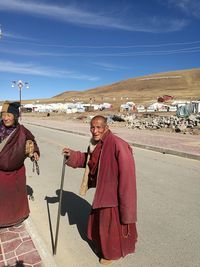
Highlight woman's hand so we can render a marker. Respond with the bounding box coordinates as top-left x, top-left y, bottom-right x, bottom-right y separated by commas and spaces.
33, 152, 40, 161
